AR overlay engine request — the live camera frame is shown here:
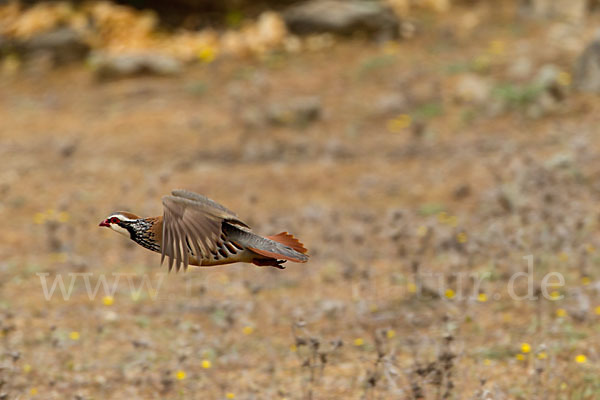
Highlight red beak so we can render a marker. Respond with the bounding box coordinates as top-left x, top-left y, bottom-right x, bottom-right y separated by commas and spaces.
99, 219, 110, 227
